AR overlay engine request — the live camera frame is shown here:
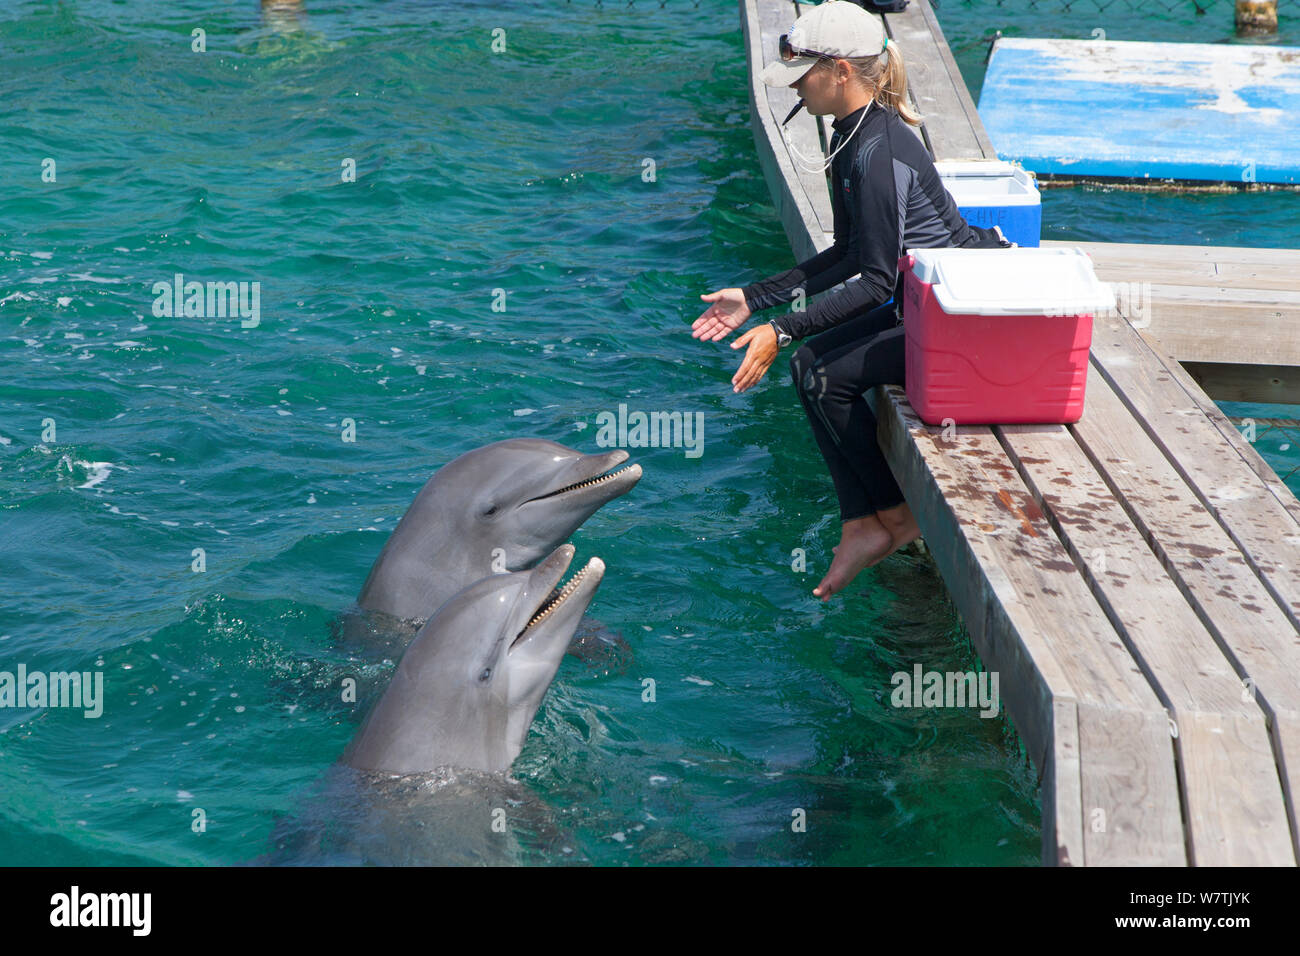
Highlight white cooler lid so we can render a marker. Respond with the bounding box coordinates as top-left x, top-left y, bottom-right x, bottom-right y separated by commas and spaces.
935, 161, 1040, 205
908, 247, 1115, 316
934, 159, 1020, 178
